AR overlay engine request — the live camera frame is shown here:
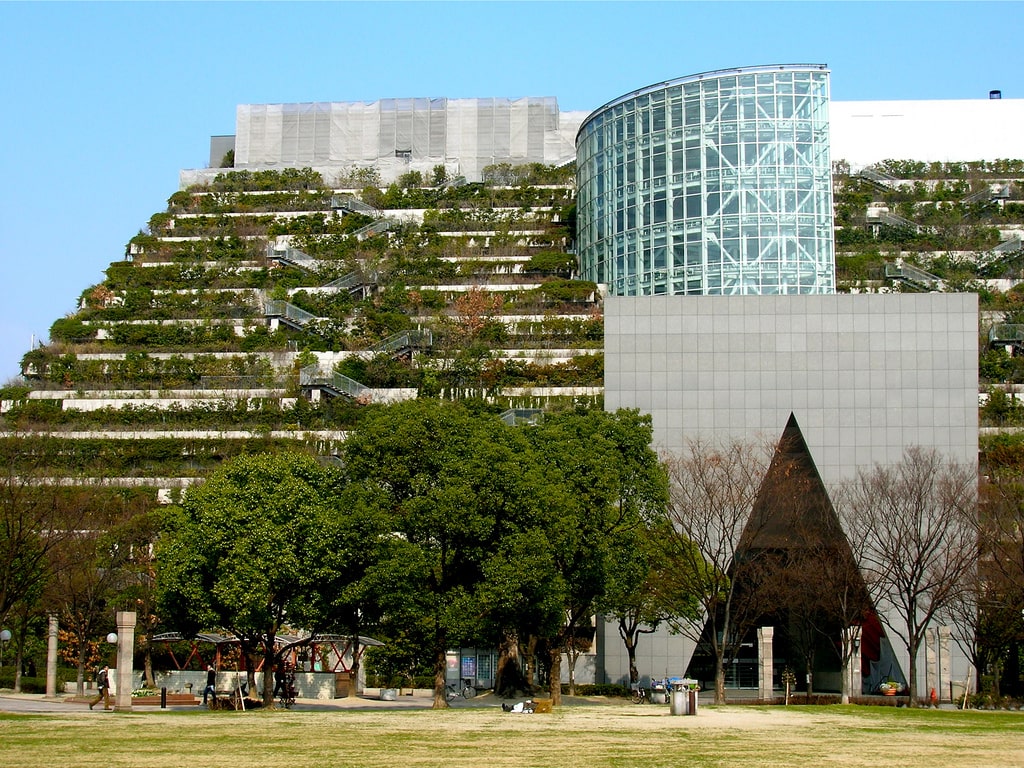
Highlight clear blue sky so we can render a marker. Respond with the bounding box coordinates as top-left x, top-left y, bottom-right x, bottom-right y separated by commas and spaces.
2, 1, 1021, 381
